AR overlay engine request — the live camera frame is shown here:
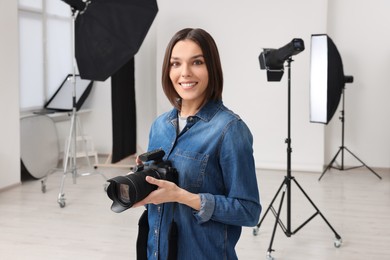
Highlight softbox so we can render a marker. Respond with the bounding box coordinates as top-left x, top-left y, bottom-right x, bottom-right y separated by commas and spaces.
310, 34, 350, 124
70, 0, 159, 81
